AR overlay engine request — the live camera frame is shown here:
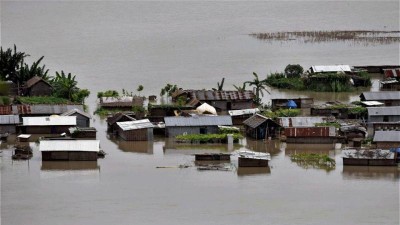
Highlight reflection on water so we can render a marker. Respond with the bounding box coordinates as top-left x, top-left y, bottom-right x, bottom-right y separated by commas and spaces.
109, 135, 154, 154
163, 138, 242, 155
40, 161, 100, 181
237, 166, 271, 177
342, 166, 400, 181
244, 139, 282, 156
